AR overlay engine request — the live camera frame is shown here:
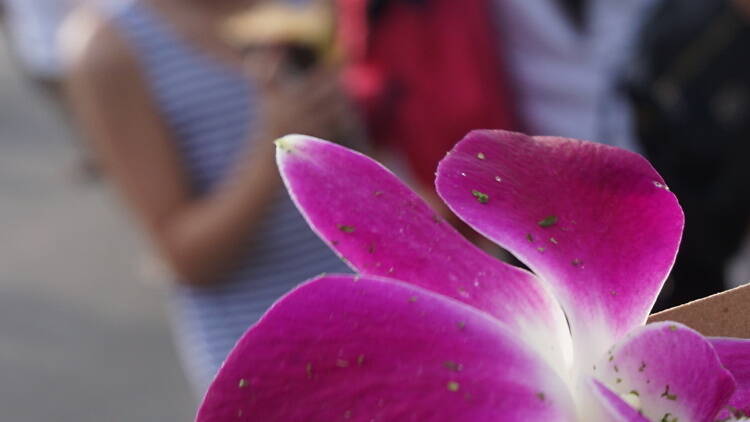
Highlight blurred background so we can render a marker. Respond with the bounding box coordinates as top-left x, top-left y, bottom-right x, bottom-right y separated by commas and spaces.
1, 0, 749, 420
0, 23, 195, 422
0, 3, 195, 420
